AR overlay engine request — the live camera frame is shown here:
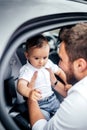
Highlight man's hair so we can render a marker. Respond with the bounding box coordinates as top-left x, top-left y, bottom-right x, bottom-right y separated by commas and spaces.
60, 23, 87, 62
25, 34, 48, 52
